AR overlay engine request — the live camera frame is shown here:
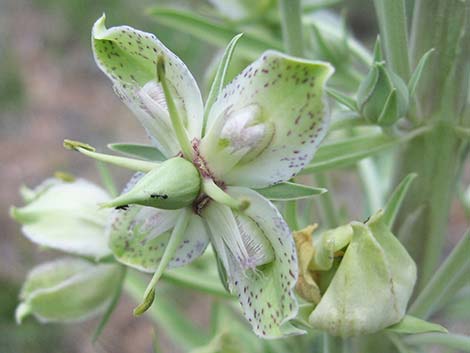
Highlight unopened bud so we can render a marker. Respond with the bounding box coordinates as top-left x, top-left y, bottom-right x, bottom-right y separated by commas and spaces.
357, 62, 409, 126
